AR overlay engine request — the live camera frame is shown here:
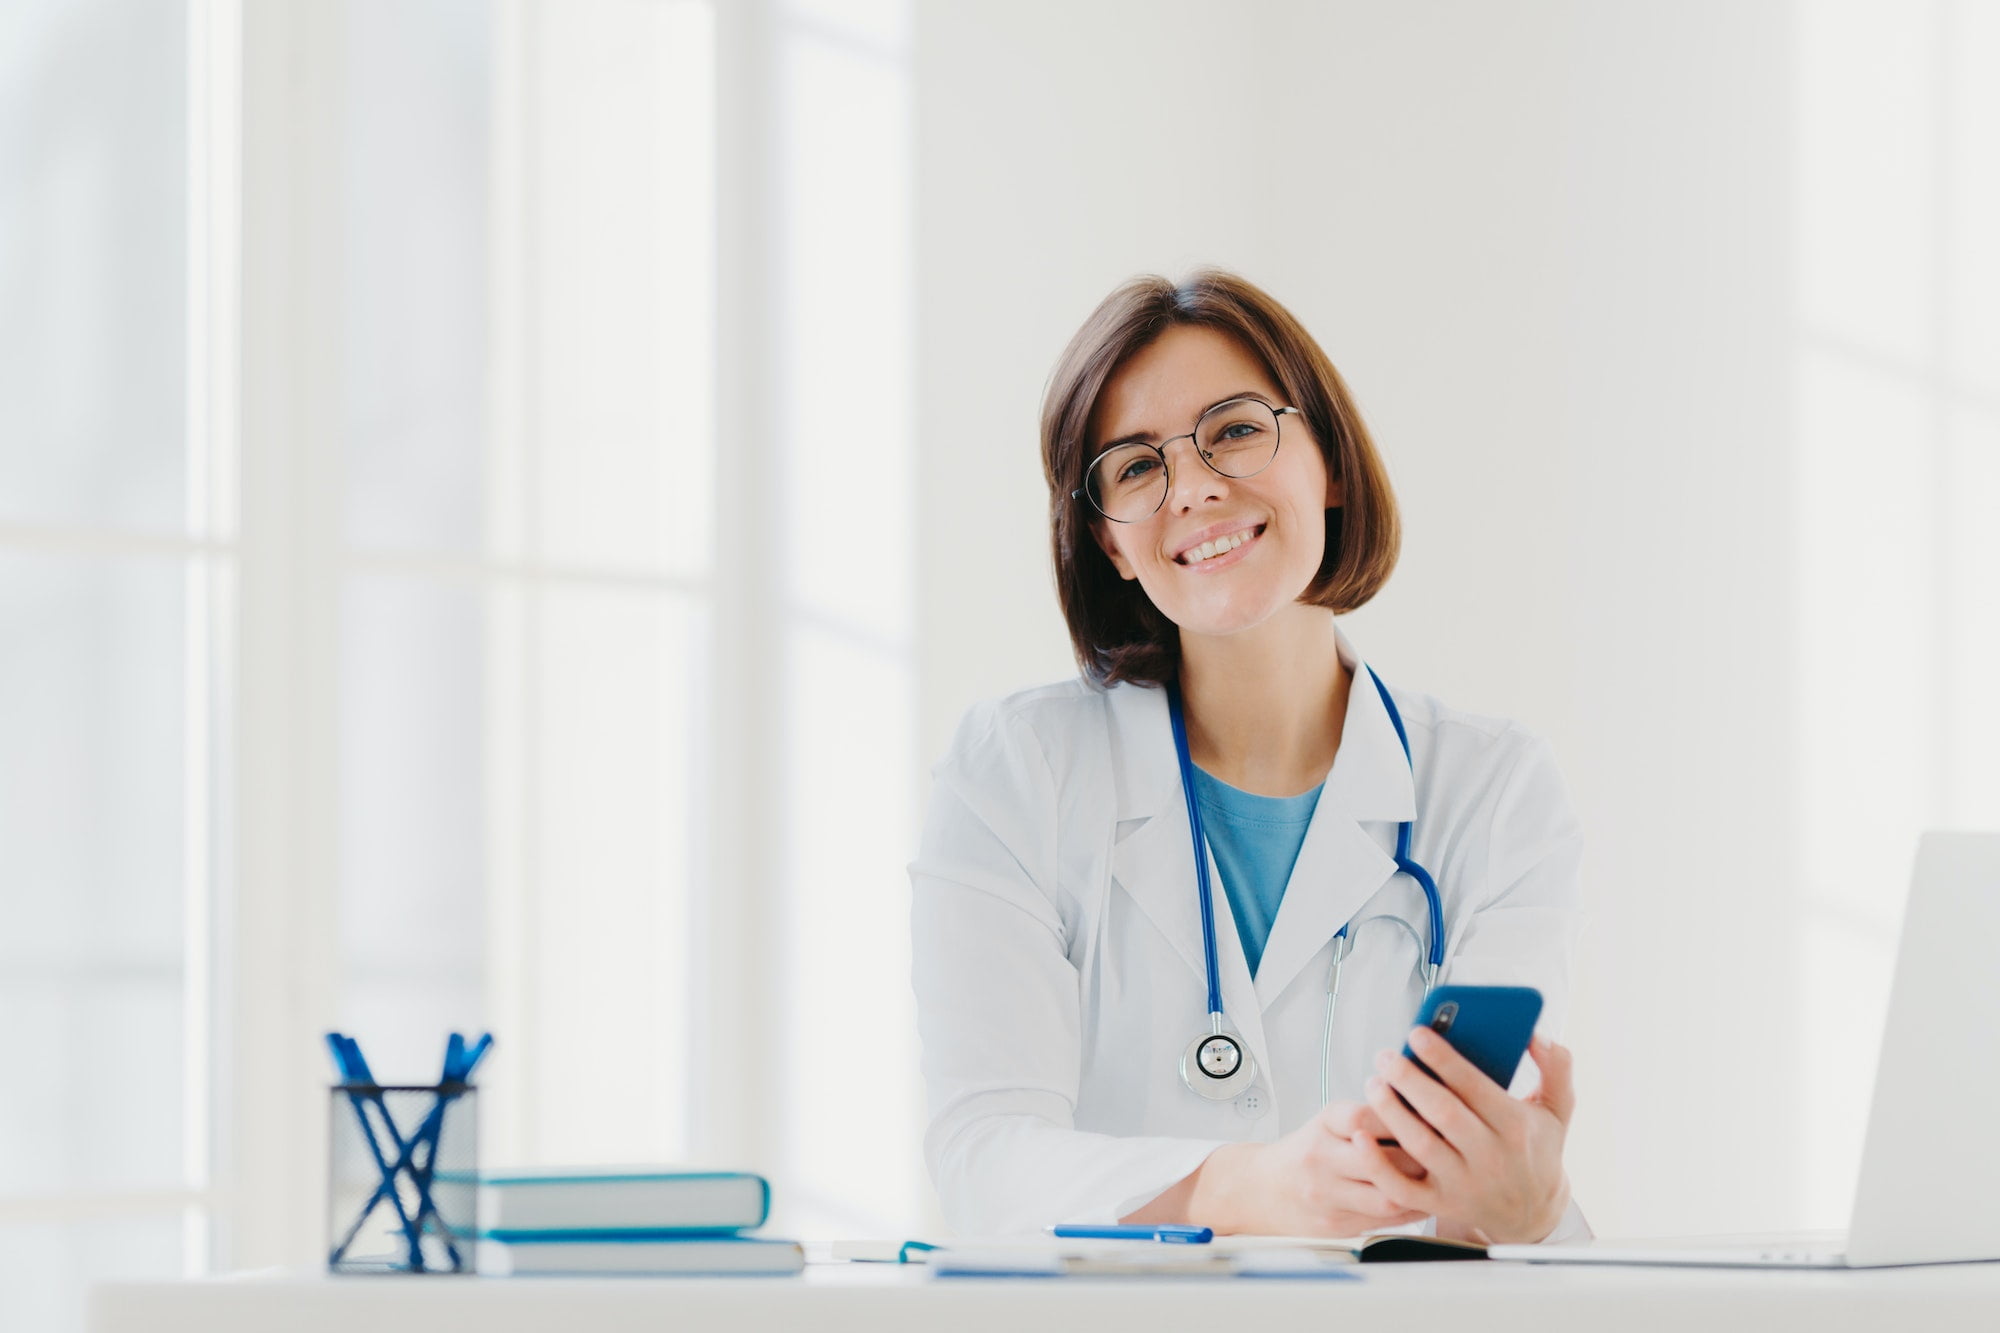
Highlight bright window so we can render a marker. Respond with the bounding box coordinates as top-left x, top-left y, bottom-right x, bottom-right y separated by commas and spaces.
1, 2, 921, 1327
